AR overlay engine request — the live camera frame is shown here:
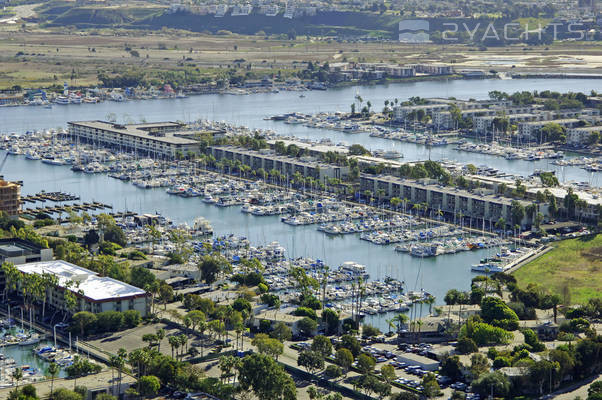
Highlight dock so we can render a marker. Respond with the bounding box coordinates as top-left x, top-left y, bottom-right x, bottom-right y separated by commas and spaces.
21, 191, 80, 203
21, 202, 113, 216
